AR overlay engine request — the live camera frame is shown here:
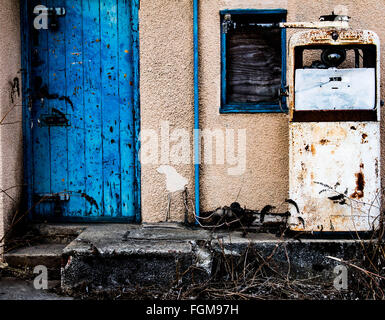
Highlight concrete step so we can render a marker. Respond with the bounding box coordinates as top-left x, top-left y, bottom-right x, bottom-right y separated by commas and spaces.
0, 278, 72, 300
60, 224, 370, 294
5, 224, 370, 294
61, 224, 212, 293
28, 223, 87, 244
5, 244, 66, 280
